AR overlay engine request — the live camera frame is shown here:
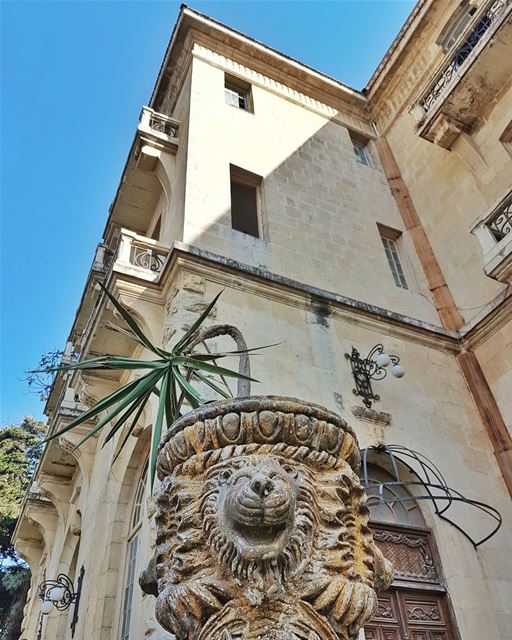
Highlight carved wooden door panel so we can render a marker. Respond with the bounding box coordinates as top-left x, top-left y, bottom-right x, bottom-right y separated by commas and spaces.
366, 524, 455, 640
364, 591, 403, 639
365, 590, 453, 640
